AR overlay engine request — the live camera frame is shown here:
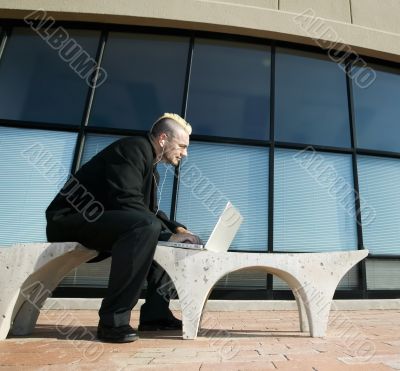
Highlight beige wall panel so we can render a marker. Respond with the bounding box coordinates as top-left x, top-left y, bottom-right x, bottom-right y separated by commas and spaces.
196, 0, 278, 9
280, 0, 351, 22
351, 0, 400, 34
0, 0, 400, 62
